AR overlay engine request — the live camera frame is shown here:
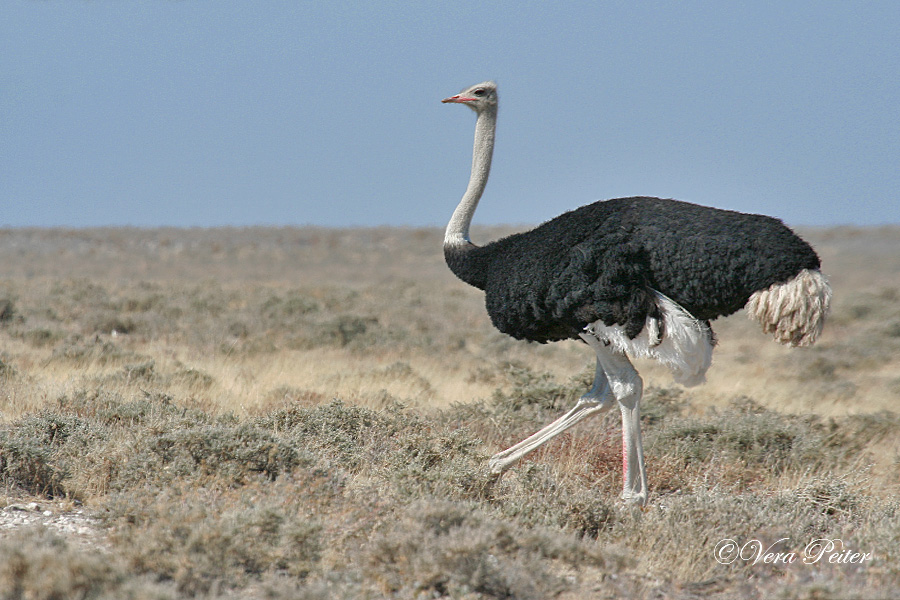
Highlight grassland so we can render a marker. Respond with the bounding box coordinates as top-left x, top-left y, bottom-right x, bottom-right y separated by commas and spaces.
0, 225, 898, 599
